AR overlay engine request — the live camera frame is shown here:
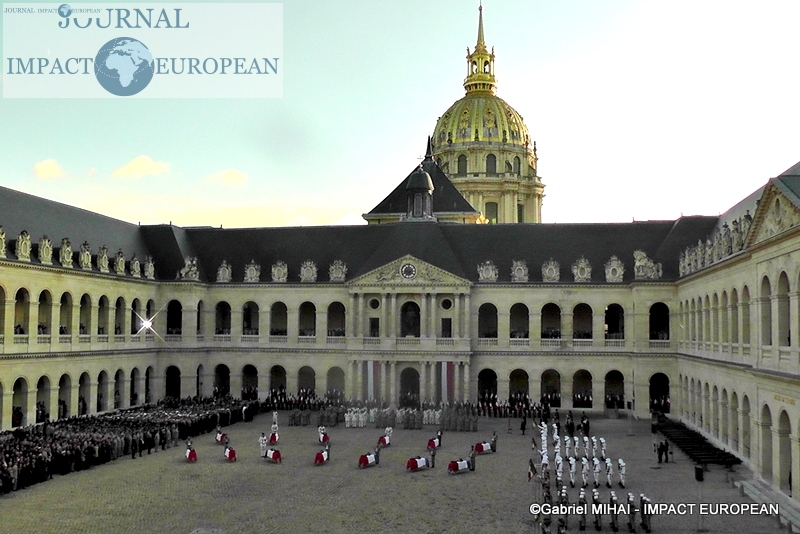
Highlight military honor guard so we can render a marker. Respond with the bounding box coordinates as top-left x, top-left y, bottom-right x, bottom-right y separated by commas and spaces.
269, 422, 279, 445
580, 457, 589, 488
528, 458, 537, 482
490, 430, 497, 452
626, 492, 637, 533
259, 432, 269, 457
427, 430, 442, 450
568, 456, 577, 487
592, 457, 602, 488
555, 454, 564, 487
609, 492, 620, 532
592, 489, 603, 531
617, 458, 627, 488
599, 437, 607, 461
577, 490, 588, 531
